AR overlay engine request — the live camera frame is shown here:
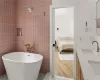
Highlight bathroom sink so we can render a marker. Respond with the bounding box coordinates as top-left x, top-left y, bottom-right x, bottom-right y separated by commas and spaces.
88, 51, 100, 75
88, 60, 100, 75
93, 51, 100, 56
81, 49, 100, 75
